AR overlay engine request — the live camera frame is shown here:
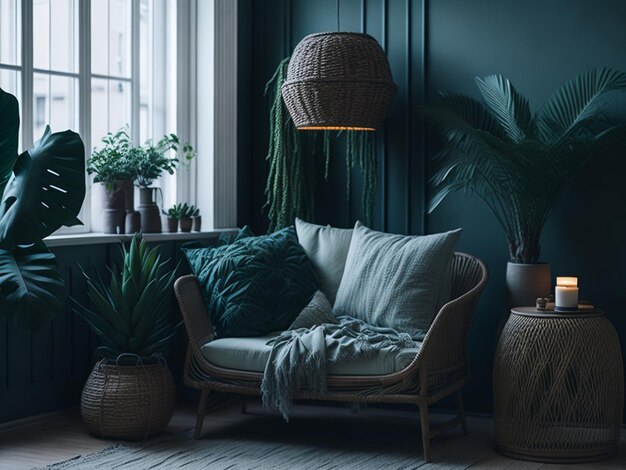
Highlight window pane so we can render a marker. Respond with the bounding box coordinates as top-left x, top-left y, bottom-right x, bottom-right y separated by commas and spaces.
0, 68, 20, 97
0, 68, 22, 149
139, 0, 152, 142
49, 75, 78, 131
50, 0, 78, 72
90, 78, 131, 142
109, 0, 131, 78
91, 78, 108, 144
0, 0, 21, 65
91, 0, 109, 75
33, 0, 50, 70
33, 73, 50, 140
108, 79, 130, 131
